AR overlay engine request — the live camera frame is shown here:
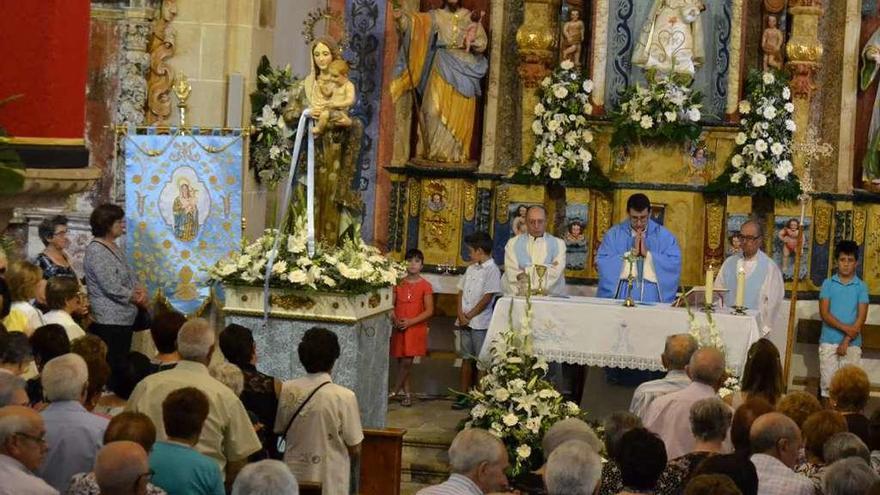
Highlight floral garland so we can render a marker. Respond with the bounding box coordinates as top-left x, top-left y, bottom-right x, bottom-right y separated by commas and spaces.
249, 56, 300, 188
514, 60, 609, 189
610, 76, 703, 148
209, 213, 403, 295
462, 290, 587, 478
706, 70, 801, 202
